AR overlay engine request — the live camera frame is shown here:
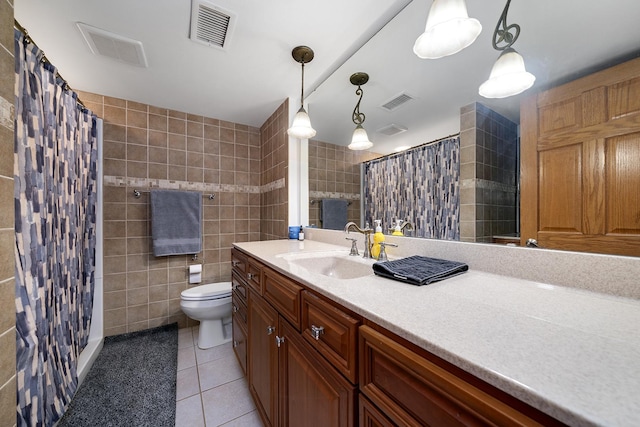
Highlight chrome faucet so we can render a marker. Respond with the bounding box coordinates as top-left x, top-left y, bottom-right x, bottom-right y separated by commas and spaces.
400, 221, 414, 235
344, 221, 374, 259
